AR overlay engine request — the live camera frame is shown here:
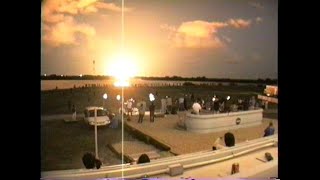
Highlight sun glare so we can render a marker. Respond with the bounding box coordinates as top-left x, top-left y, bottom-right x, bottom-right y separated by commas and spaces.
106, 53, 139, 82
